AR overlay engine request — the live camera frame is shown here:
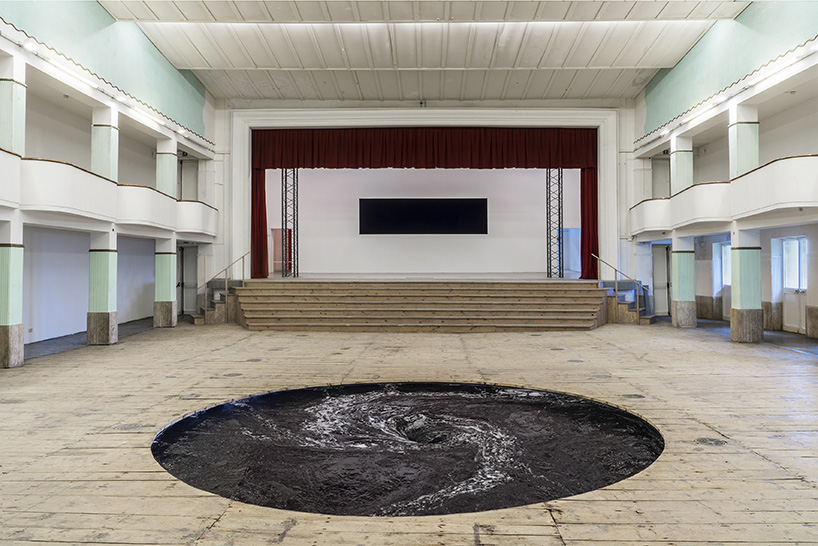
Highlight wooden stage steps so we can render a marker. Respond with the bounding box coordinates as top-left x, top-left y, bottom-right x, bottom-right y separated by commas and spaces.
235, 280, 608, 333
